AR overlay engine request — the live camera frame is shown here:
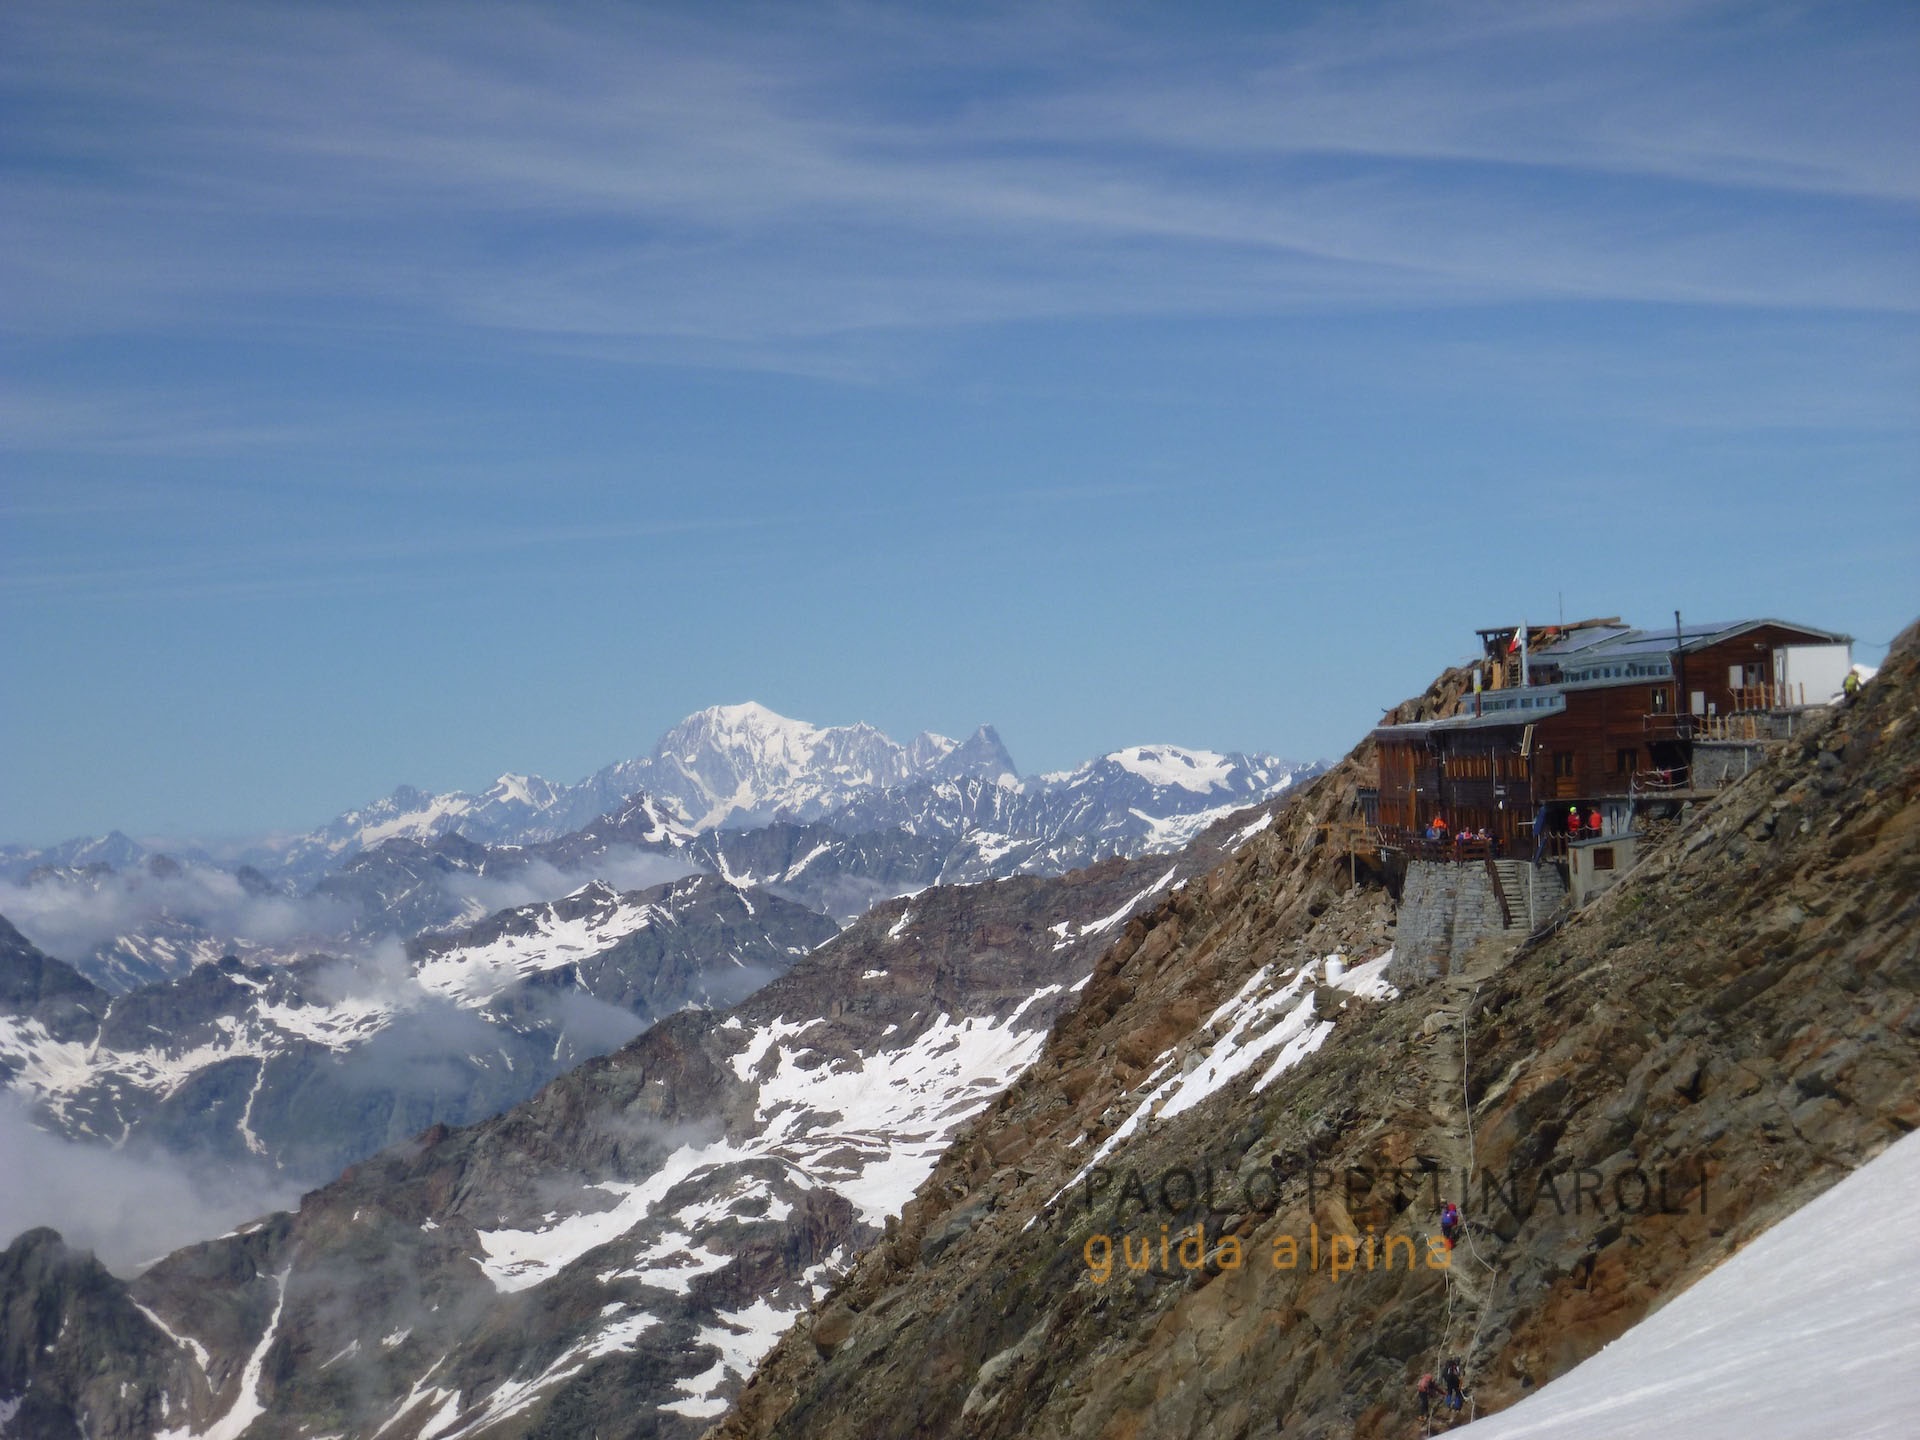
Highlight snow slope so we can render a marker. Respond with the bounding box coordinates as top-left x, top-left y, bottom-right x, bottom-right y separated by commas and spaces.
1464, 1127, 1920, 1438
